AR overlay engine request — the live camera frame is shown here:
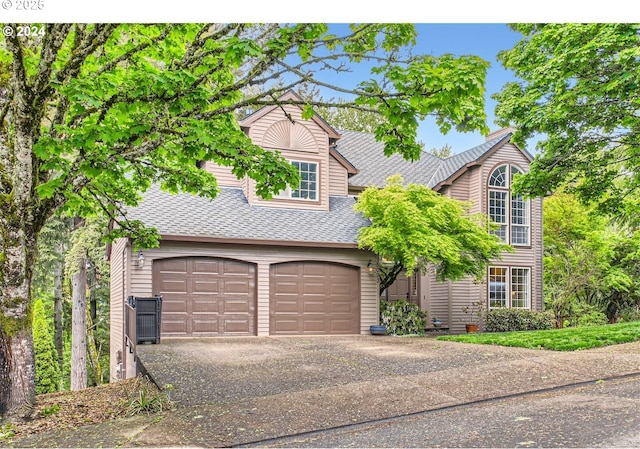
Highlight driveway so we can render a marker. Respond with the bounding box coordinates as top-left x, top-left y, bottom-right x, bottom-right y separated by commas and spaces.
127, 336, 640, 447
136, 336, 548, 406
